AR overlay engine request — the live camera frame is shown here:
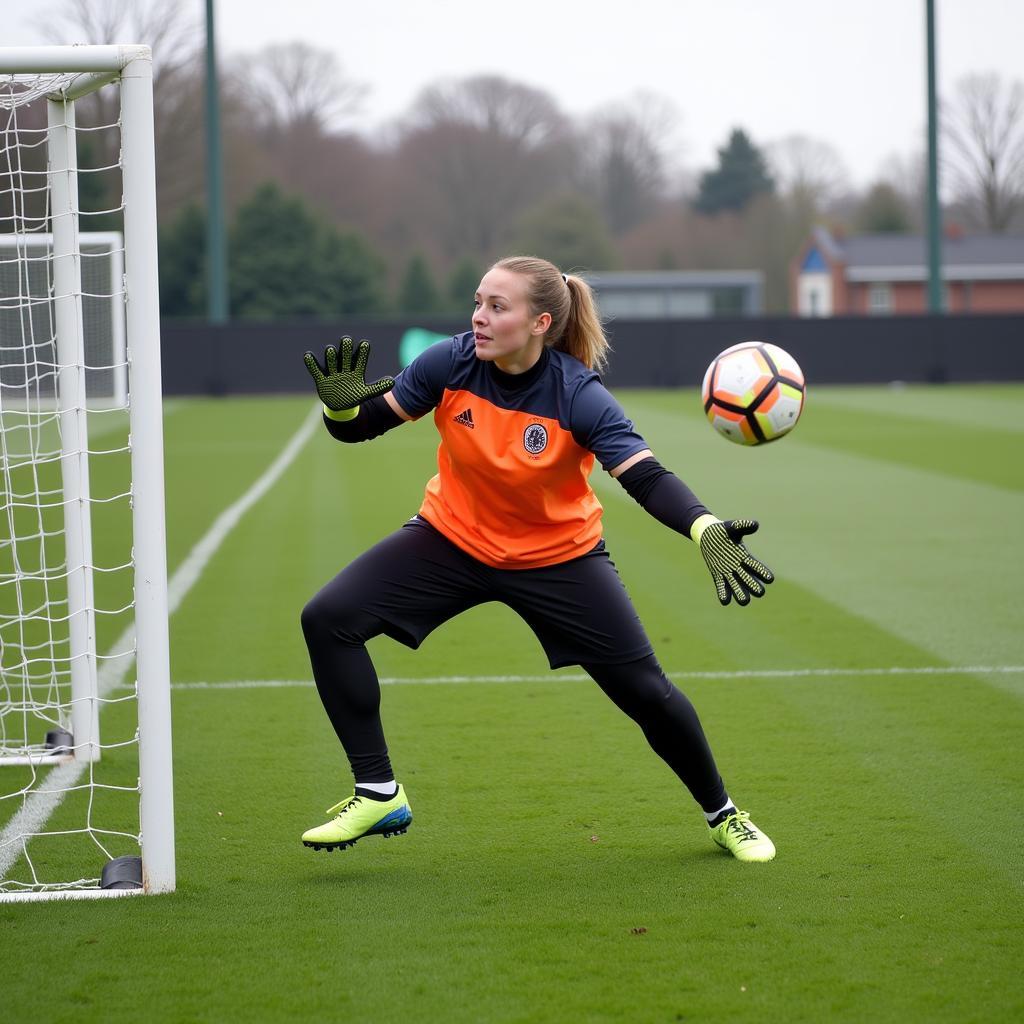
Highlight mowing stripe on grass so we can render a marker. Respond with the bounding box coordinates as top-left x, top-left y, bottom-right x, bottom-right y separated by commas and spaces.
164, 664, 1024, 692
594, 410, 1024, 671
0, 405, 320, 881
806, 384, 1024, 433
